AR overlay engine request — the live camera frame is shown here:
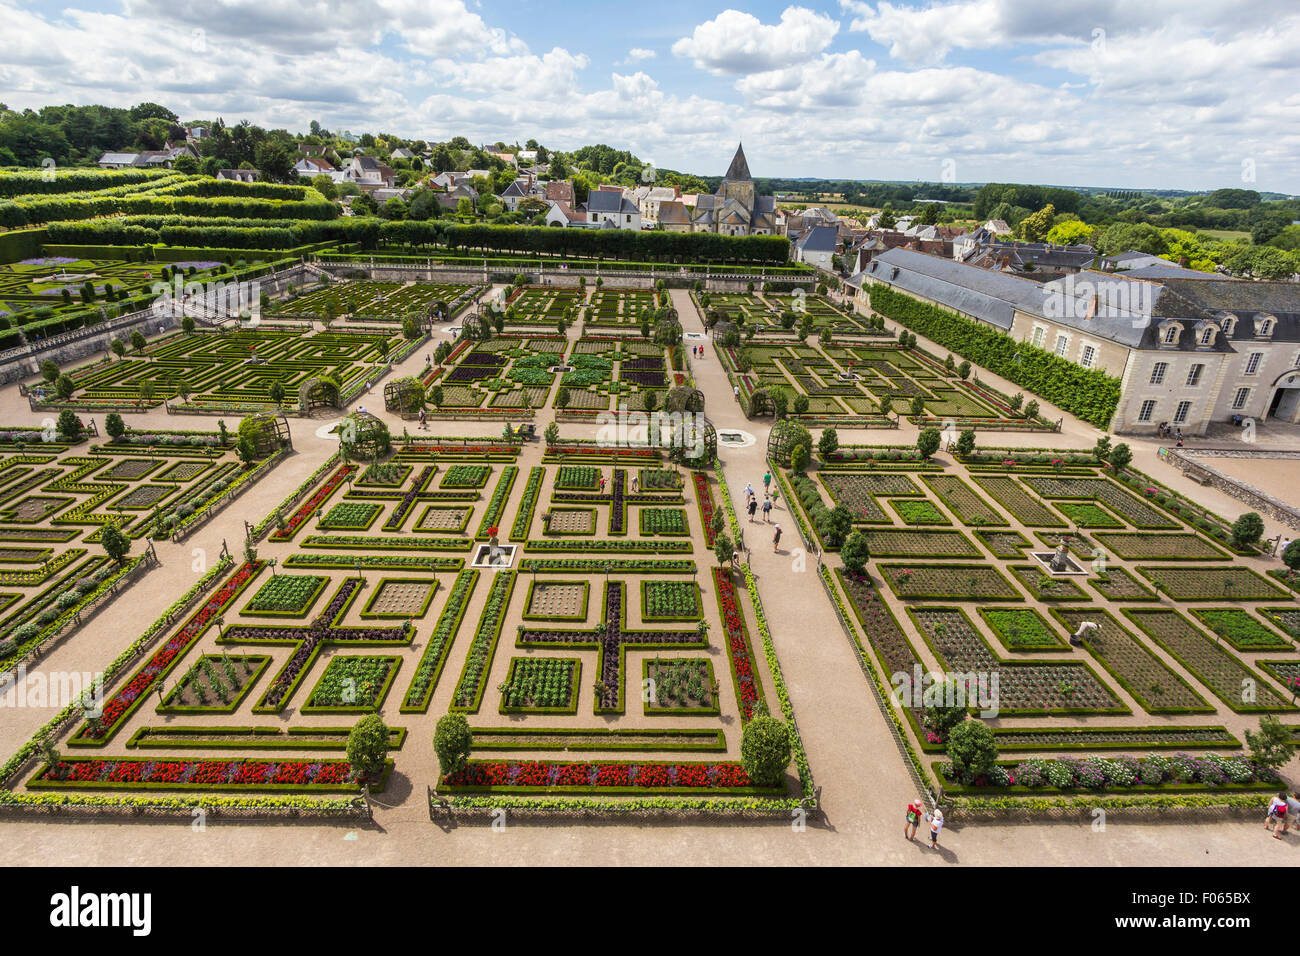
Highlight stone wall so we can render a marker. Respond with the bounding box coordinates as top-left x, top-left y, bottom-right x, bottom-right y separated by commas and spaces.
1167, 448, 1300, 531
